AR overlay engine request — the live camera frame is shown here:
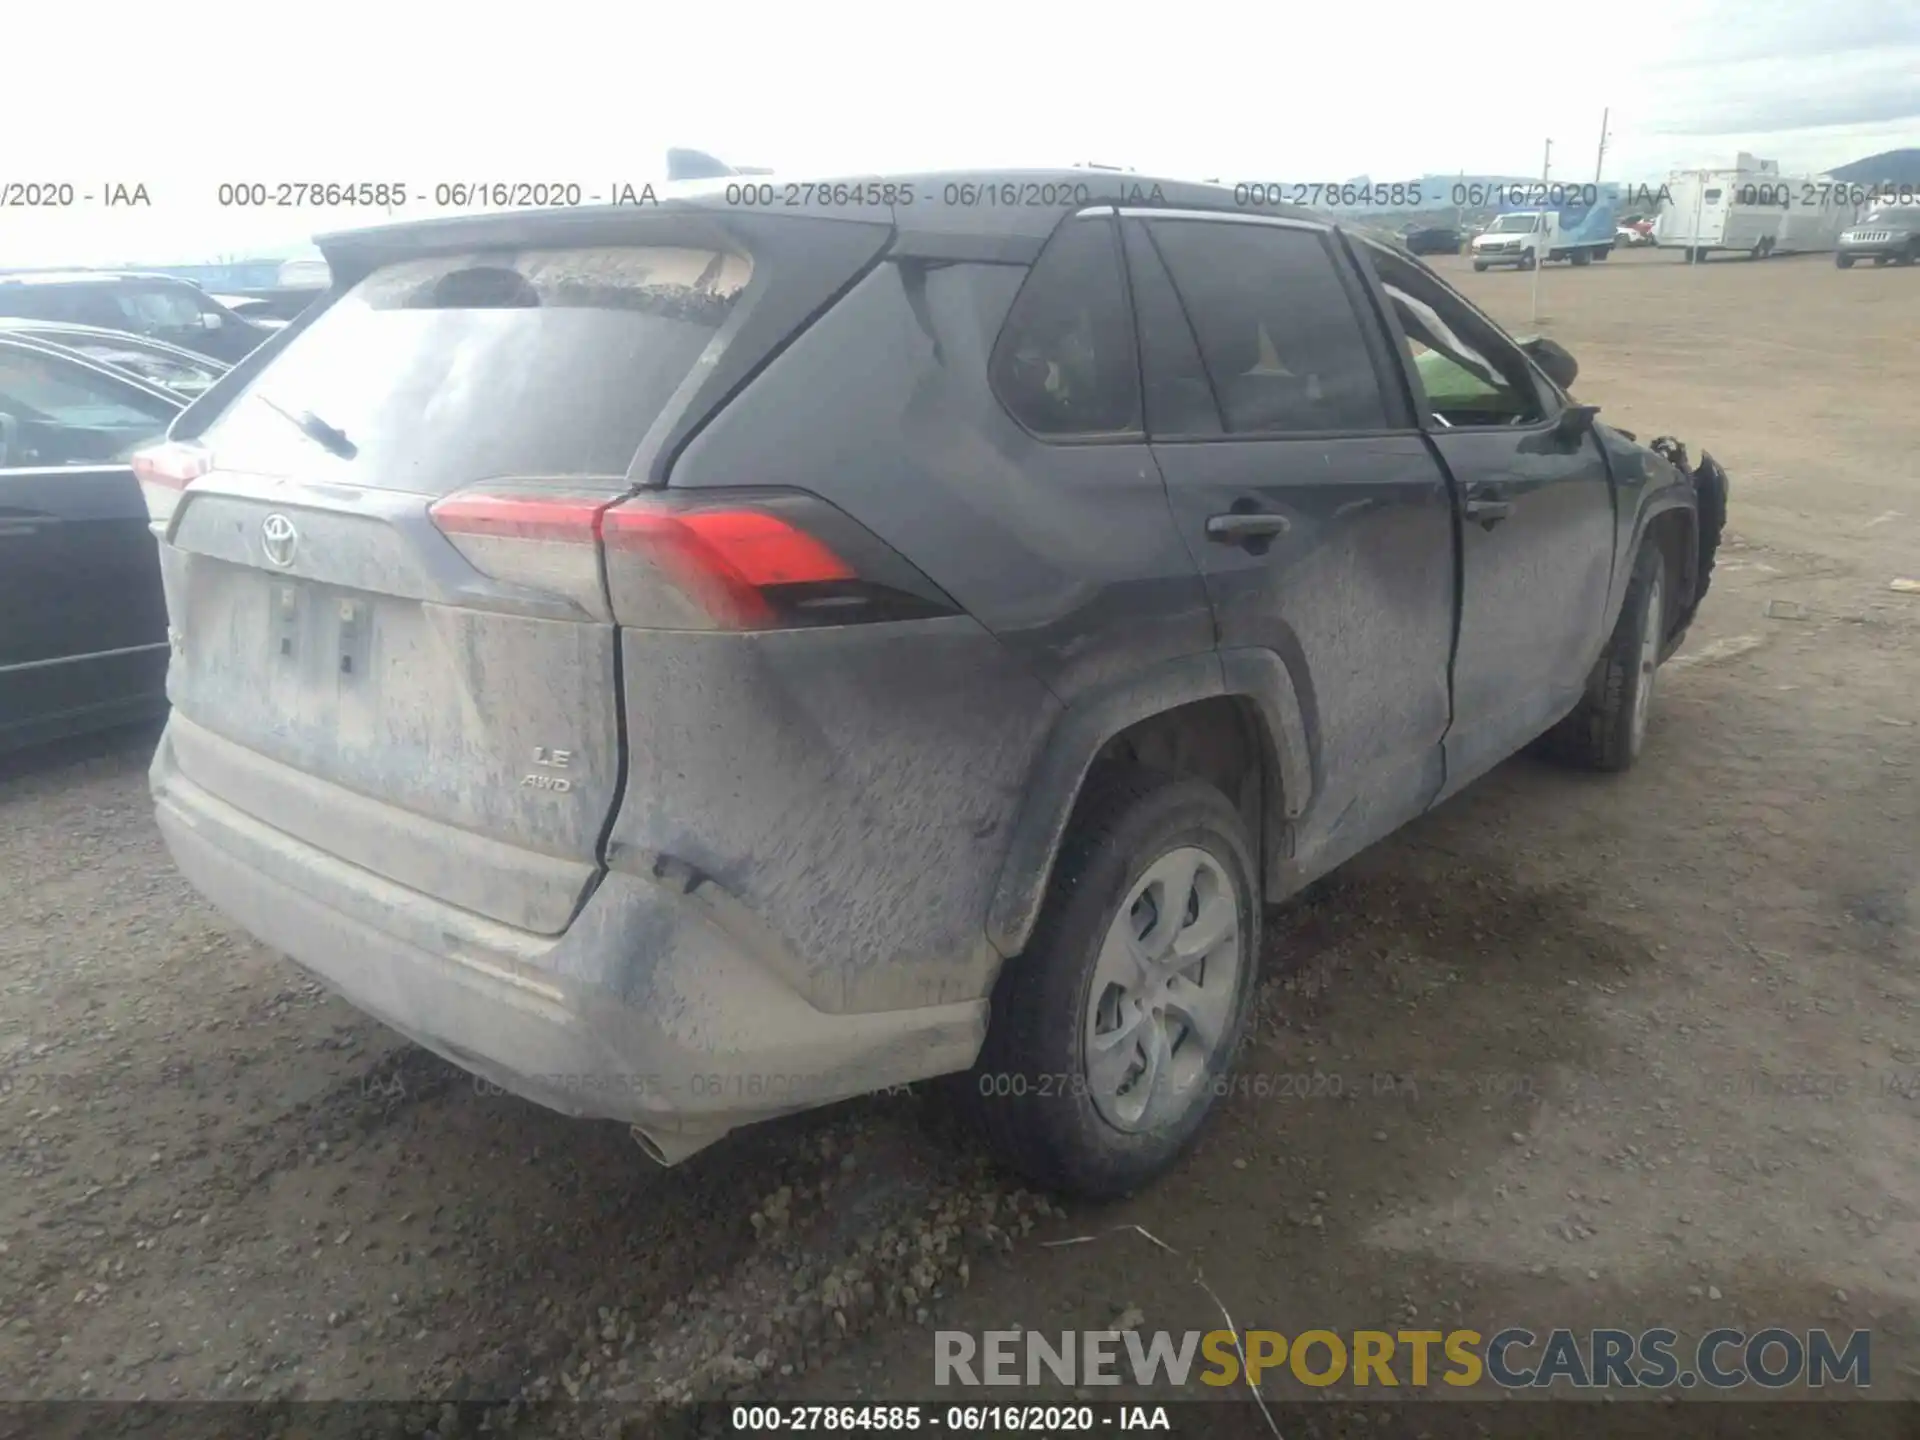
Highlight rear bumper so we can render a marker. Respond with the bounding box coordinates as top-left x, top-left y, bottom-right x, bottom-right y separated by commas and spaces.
150, 723, 988, 1160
